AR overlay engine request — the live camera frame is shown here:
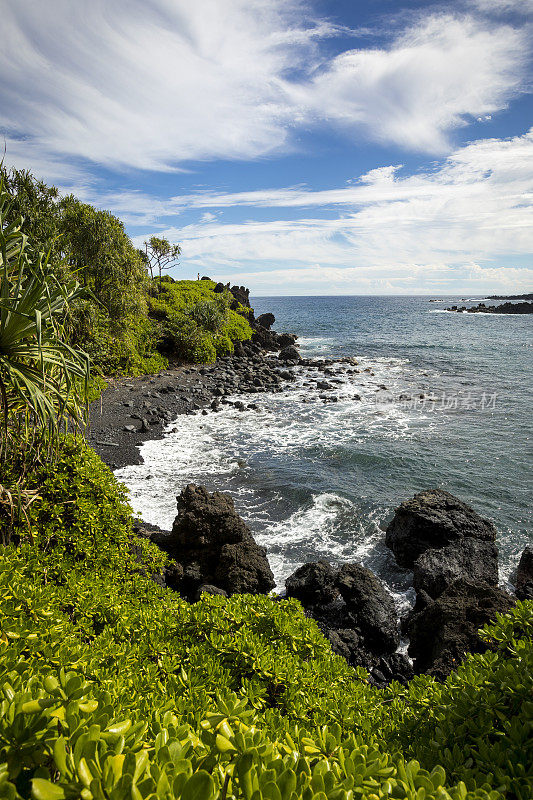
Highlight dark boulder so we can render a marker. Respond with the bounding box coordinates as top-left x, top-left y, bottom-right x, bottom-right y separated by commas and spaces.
413, 538, 498, 599
279, 345, 301, 362
407, 579, 515, 679
276, 333, 298, 349
195, 584, 228, 601
285, 559, 402, 682
155, 484, 275, 599
256, 312, 275, 330
336, 563, 400, 653
285, 560, 339, 607
213, 282, 225, 293
515, 546, 533, 600
386, 489, 496, 568
251, 326, 280, 351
